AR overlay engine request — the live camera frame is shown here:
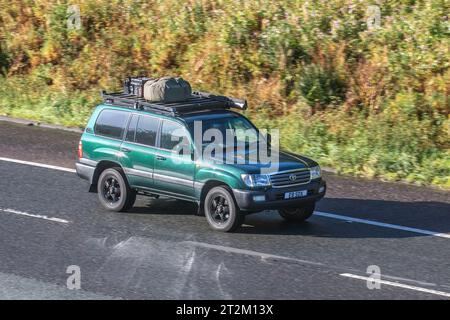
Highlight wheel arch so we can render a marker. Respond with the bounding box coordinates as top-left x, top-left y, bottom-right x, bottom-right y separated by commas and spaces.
196, 179, 236, 215
89, 160, 126, 193
200, 180, 230, 202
